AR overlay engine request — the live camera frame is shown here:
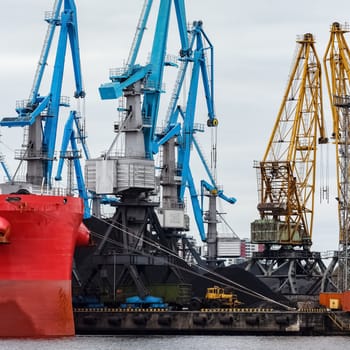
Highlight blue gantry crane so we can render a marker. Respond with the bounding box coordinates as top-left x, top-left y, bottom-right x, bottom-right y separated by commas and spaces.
55, 110, 90, 218
0, 0, 86, 197
0, 154, 11, 183
85, 0, 193, 230
158, 20, 236, 245
98, 0, 190, 160
85, 1, 236, 268
83, 0, 197, 299
73, 0, 239, 308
